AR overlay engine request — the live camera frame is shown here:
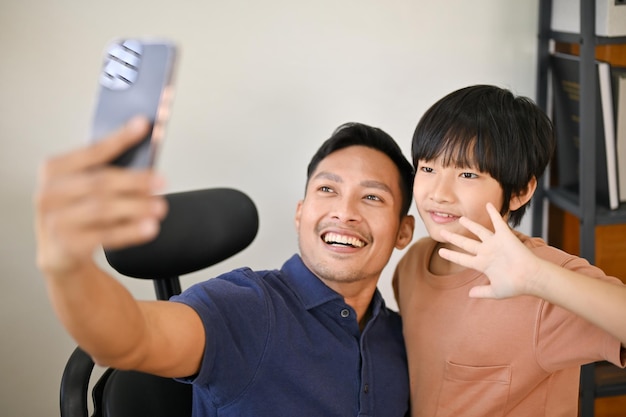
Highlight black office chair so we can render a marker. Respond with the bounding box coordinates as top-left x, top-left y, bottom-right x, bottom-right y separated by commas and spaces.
59, 188, 259, 417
